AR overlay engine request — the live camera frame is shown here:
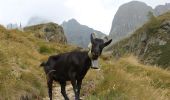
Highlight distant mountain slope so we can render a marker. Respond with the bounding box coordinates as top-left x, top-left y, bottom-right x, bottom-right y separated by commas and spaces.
108, 12, 170, 68
24, 22, 67, 43
109, 1, 170, 43
62, 19, 106, 48
155, 3, 170, 16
